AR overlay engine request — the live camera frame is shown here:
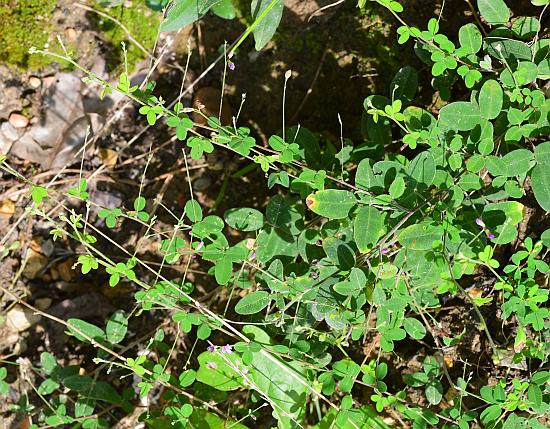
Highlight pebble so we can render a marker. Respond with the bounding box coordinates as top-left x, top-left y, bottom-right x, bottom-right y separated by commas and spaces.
29, 76, 41, 89
8, 113, 29, 129
64, 27, 78, 42
22, 248, 48, 279
193, 176, 212, 191
6, 305, 41, 332
192, 87, 232, 126
1, 121, 21, 140
34, 298, 52, 311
